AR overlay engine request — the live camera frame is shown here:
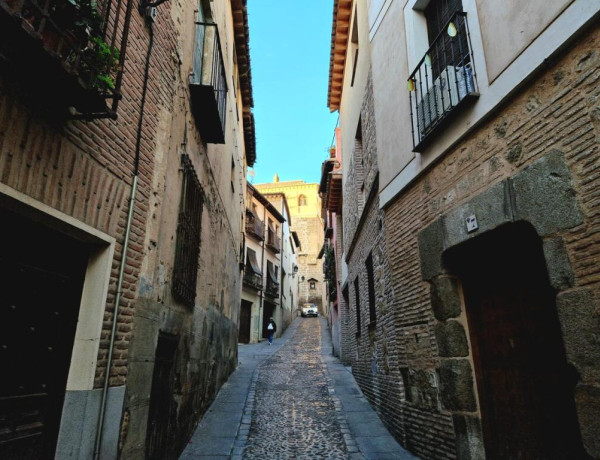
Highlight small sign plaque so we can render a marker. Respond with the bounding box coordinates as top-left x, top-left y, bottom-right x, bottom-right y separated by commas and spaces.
466, 215, 478, 233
